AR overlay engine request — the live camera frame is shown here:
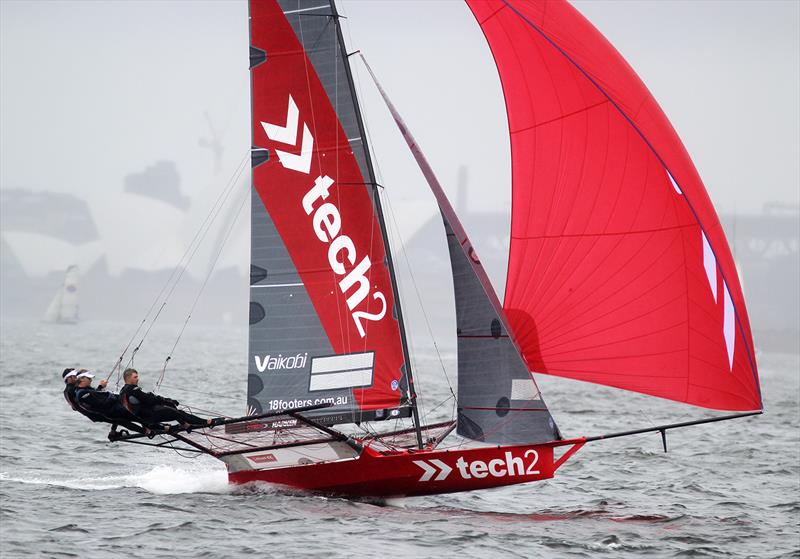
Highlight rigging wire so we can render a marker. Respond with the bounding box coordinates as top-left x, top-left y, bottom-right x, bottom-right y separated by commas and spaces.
330, 17, 348, 357
299, 11, 356, 415
330, 12, 361, 425
106, 152, 249, 385
124, 301, 167, 372
381, 192, 458, 414
345, 51, 423, 415
157, 181, 250, 389
164, 439, 205, 459
109, 151, 250, 383
134, 155, 249, 361
378, 190, 428, 421
297, 8, 364, 426
638, 408, 658, 429
180, 404, 227, 417
343, 45, 458, 429
156, 382, 244, 403
337, 5, 404, 428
